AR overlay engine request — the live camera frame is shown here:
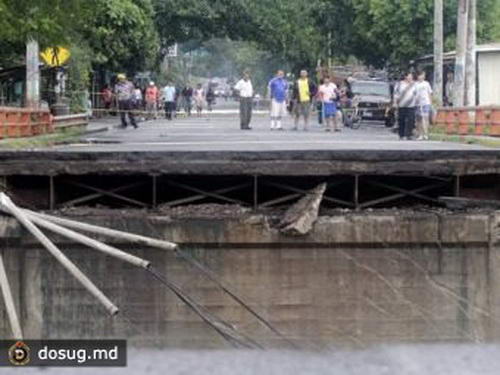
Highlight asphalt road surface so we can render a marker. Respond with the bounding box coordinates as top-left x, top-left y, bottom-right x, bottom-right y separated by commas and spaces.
56, 109, 489, 153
